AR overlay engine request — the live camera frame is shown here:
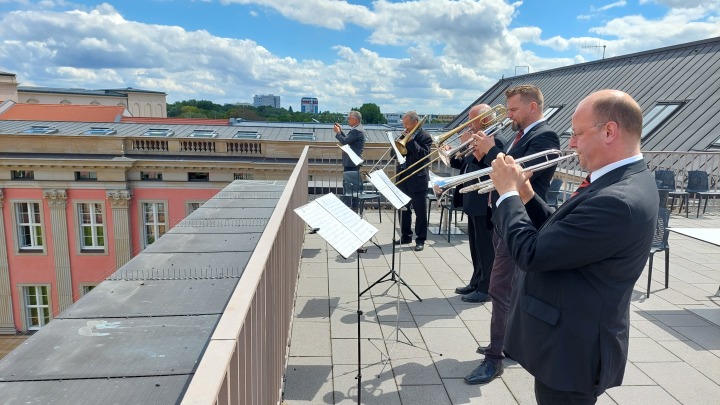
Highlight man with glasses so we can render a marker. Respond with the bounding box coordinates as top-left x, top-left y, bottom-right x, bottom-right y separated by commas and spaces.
489, 89, 657, 404
334, 110, 366, 173
464, 84, 560, 385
